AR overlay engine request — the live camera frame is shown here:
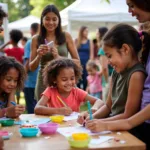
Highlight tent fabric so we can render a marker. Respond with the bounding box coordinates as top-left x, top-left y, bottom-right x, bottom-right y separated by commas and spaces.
8, 15, 40, 32
60, 0, 138, 33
